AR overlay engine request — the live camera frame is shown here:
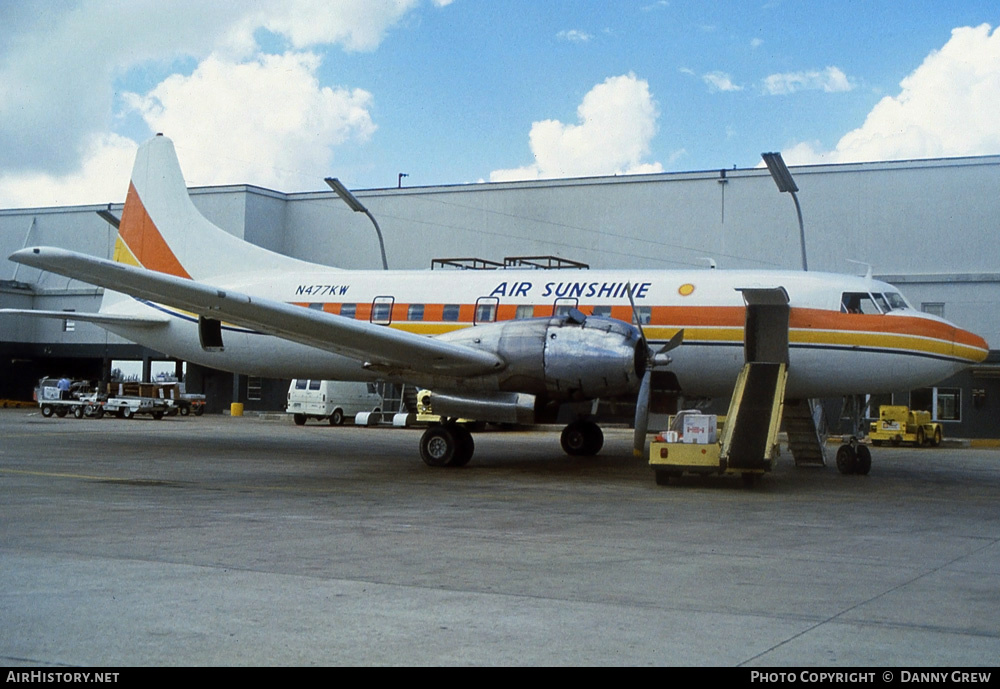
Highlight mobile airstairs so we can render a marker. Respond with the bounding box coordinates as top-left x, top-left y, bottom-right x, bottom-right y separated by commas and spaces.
650, 288, 825, 485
